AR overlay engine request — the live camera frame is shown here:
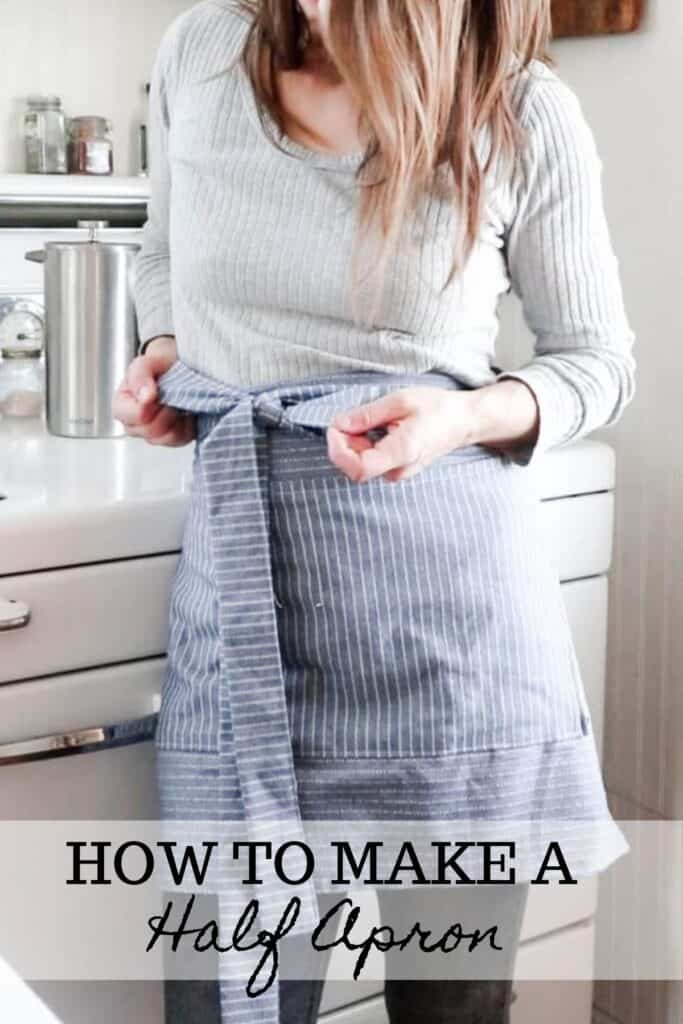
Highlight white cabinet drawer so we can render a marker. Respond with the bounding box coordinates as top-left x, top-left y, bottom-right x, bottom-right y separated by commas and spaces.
0, 658, 164, 821
0, 657, 164, 746
540, 492, 614, 582
0, 555, 179, 683
0, 729, 161, 823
